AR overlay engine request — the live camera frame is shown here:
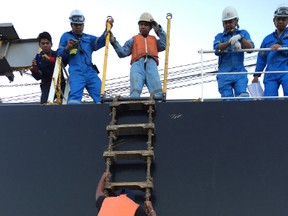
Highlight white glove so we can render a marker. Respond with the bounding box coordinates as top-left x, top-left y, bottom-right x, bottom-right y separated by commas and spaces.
152, 21, 160, 34
233, 41, 242, 51
229, 34, 243, 45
